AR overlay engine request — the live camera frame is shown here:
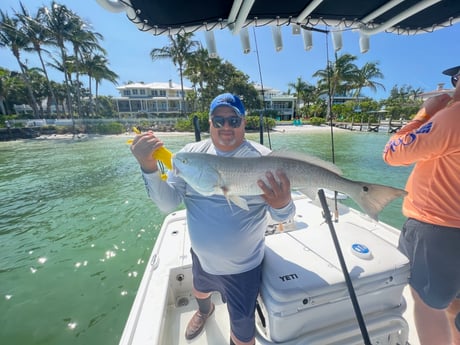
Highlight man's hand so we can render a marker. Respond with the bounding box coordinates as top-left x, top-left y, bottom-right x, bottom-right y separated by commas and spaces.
257, 170, 292, 209
413, 93, 452, 122
424, 93, 452, 116
130, 131, 164, 173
